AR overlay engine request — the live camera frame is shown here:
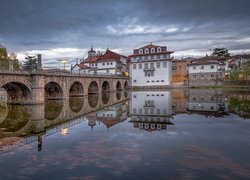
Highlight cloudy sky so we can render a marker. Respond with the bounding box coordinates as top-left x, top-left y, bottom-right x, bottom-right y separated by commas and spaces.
0, 0, 250, 68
